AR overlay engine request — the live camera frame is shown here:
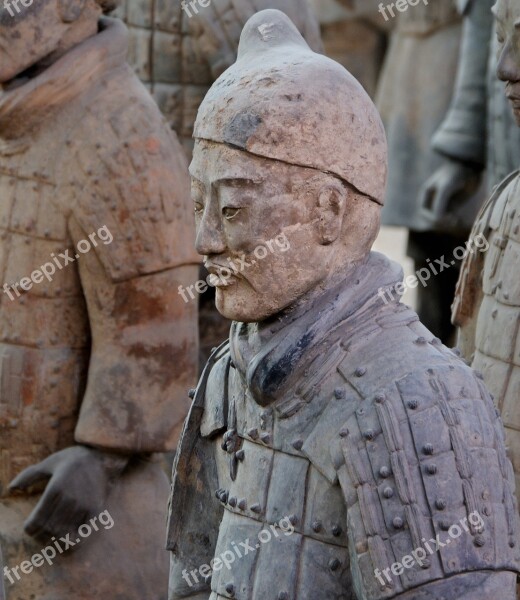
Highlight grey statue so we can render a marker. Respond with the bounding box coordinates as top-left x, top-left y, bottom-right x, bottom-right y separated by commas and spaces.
167, 9, 520, 600
453, 0, 520, 499
422, 0, 520, 214
376, 0, 470, 343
